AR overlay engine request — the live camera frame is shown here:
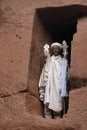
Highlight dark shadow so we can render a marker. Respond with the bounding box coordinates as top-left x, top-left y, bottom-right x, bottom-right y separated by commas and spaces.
36, 4, 87, 66
70, 77, 87, 90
